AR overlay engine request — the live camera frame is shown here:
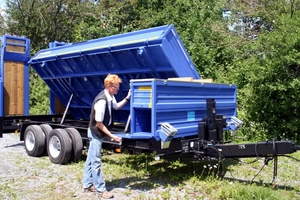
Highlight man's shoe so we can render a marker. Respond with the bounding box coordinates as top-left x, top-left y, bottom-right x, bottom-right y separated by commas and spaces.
84, 185, 96, 193
98, 190, 114, 199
